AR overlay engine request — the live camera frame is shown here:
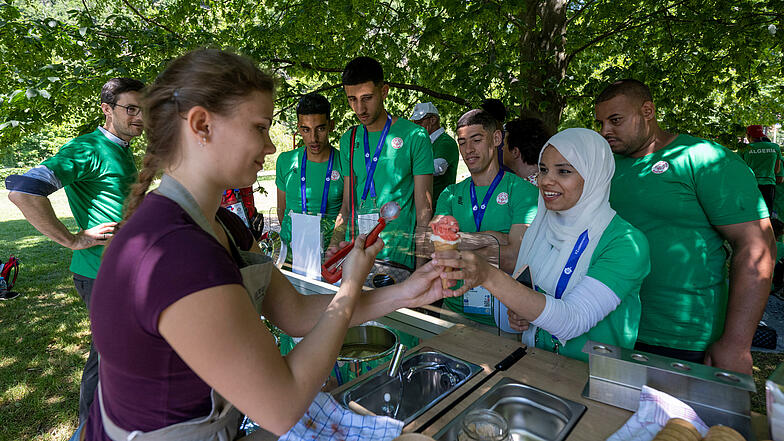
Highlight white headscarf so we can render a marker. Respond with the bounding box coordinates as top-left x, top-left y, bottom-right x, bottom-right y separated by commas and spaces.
514, 128, 616, 342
